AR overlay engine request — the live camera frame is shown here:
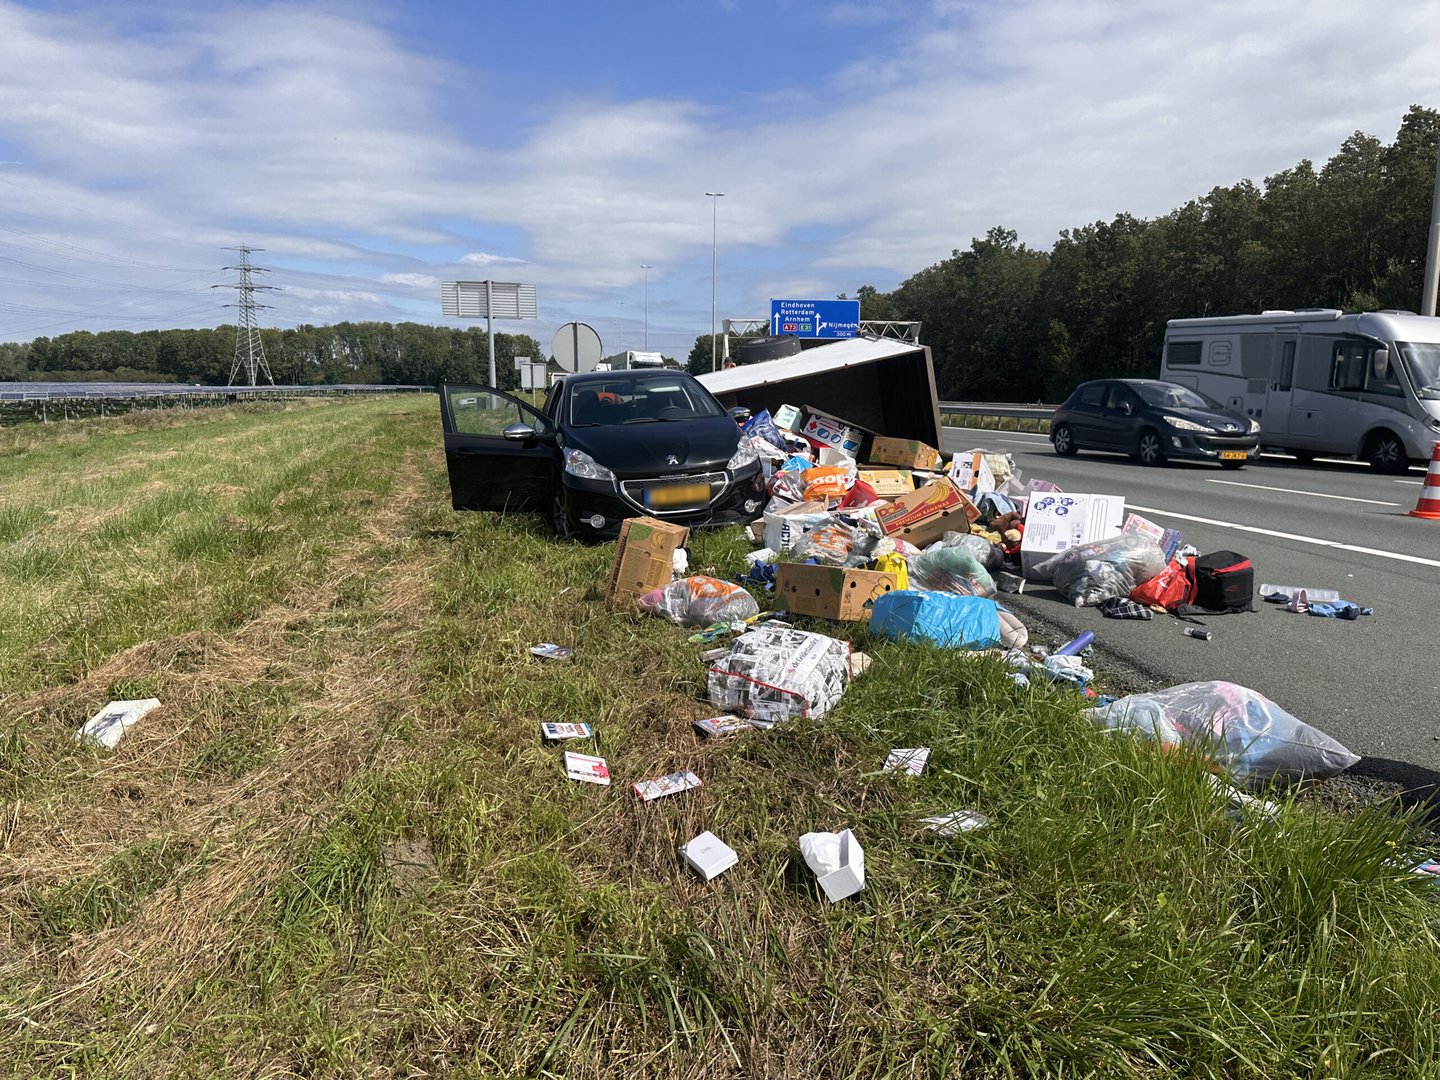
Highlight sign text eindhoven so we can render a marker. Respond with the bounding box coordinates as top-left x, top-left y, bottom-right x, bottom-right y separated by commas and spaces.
769, 299, 861, 339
